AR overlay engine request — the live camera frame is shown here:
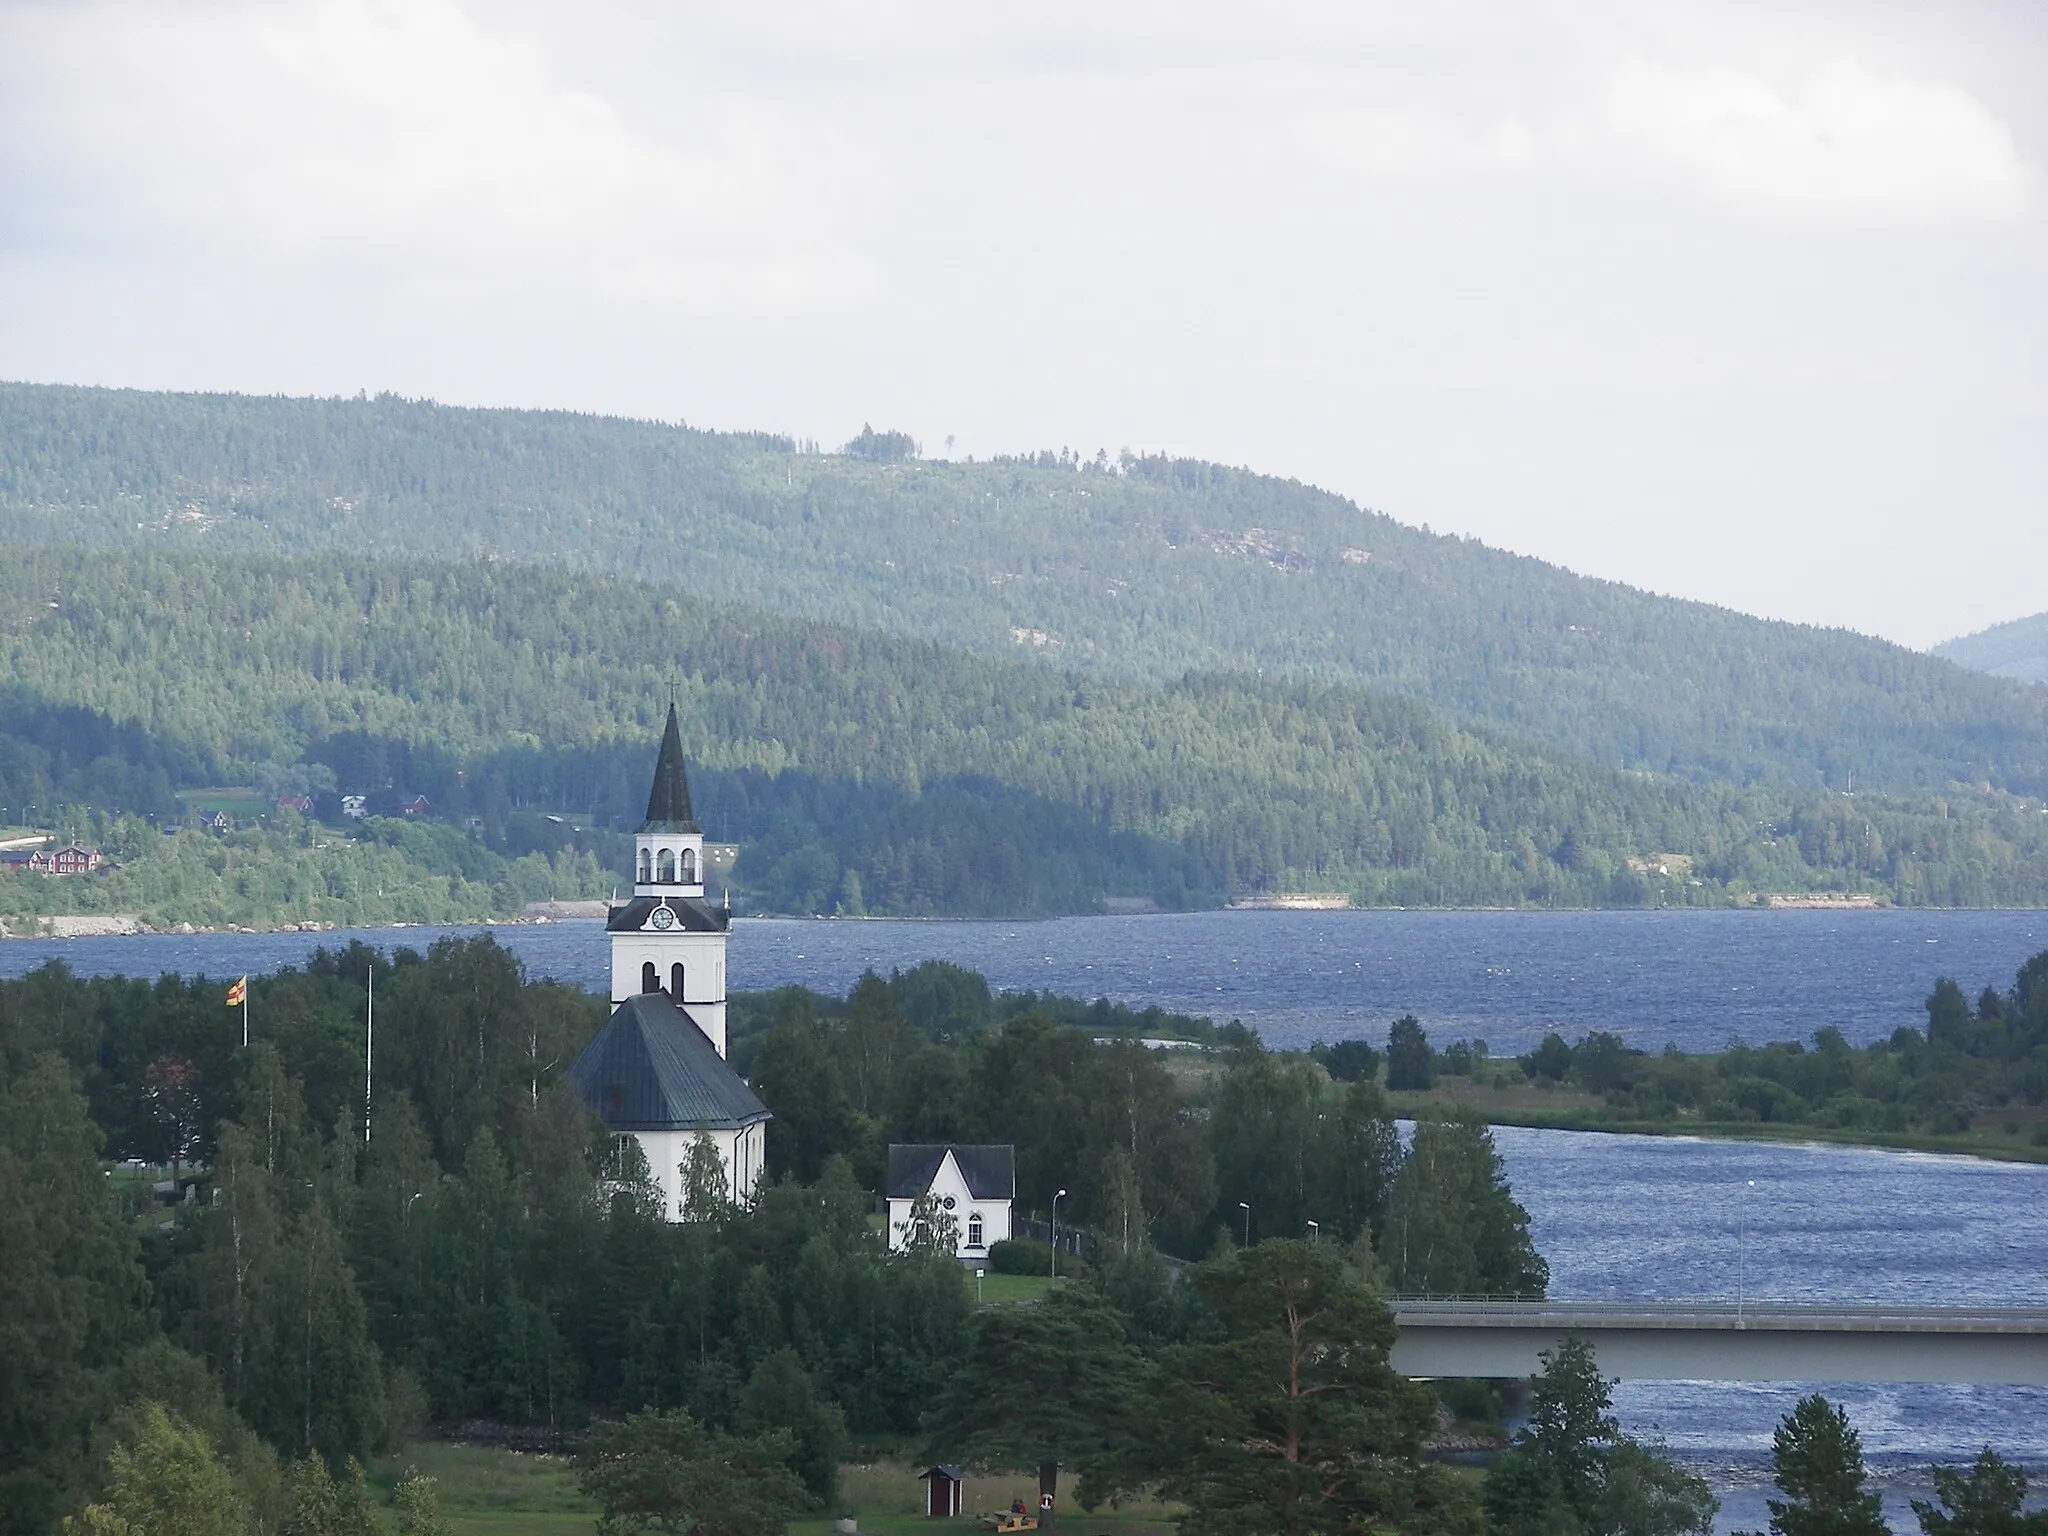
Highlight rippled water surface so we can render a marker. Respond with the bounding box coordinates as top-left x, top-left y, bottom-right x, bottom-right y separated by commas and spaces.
1497, 1126, 2048, 1527
7, 907, 2046, 1053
